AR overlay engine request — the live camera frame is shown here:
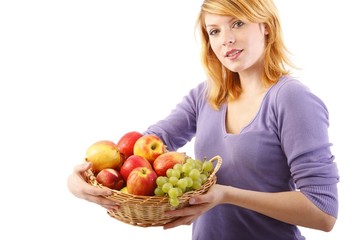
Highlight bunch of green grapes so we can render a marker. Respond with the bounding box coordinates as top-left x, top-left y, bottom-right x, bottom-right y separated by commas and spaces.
154, 158, 214, 207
